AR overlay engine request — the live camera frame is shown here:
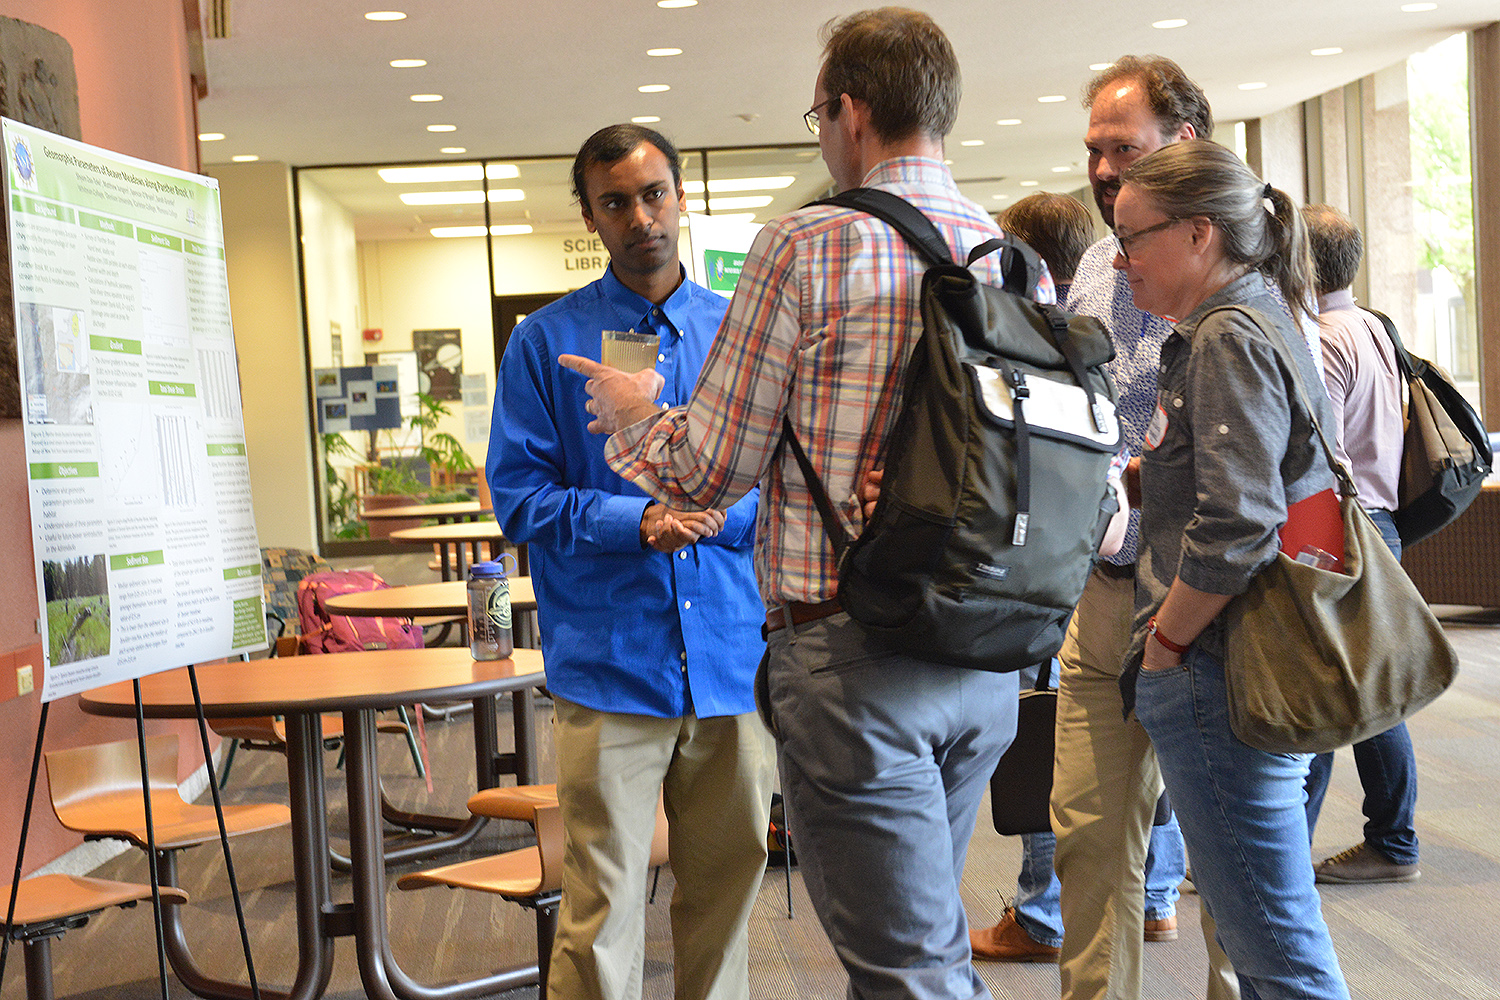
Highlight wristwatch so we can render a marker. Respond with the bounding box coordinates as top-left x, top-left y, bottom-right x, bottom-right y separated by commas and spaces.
1147, 615, 1190, 655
